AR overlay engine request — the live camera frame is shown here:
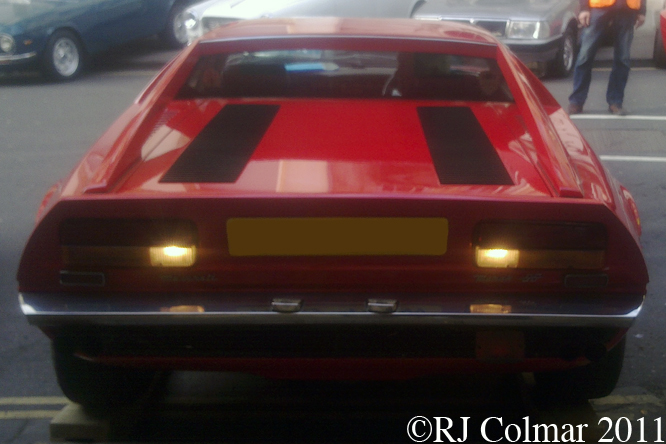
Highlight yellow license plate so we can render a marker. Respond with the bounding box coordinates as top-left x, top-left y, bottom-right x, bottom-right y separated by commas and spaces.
227, 217, 448, 256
